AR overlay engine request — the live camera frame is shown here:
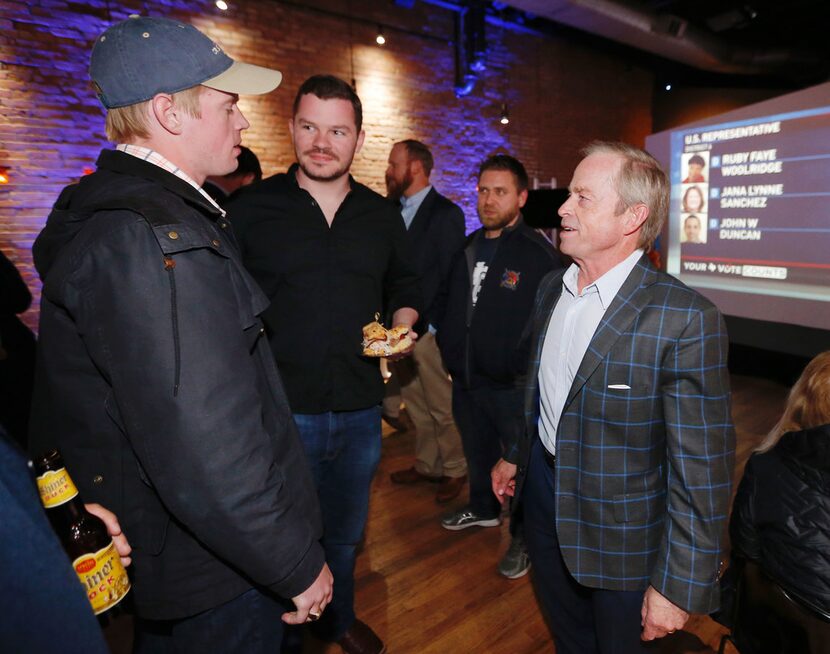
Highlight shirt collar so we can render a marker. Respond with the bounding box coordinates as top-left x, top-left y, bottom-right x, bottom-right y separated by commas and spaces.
563, 249, 643, 309
117, 144, 226, 217
400, 184, 432, 209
